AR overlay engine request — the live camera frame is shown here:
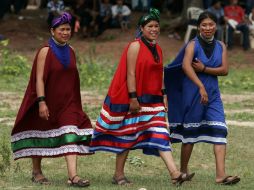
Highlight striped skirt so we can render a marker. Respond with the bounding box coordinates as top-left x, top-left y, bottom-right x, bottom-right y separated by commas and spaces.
90, 100, 172, 156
